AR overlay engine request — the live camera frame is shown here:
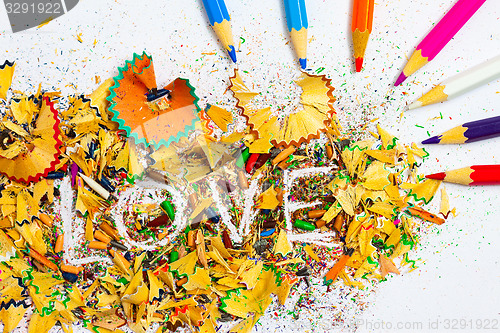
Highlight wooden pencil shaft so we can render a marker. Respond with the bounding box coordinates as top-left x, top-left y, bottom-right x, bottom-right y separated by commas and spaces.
351, 0, 374, 32
202, 0, 237, 62
432, 165, 500, 185
397, 0, 486, 85
416, 0, 486, 60
440, 55, 500, 99
468, 165, 500, 185
284, 0, 308, 67
461, 116, 500, 142
427, 116, 500, 144
79, 173, 111, 200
